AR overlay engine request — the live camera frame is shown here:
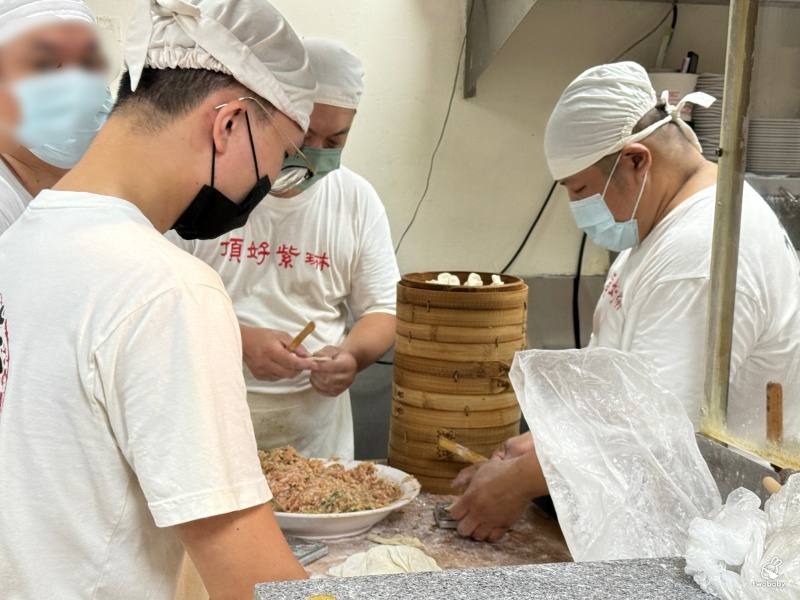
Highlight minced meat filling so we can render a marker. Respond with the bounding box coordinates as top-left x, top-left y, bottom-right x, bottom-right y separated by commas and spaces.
259, 446, 403, 514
